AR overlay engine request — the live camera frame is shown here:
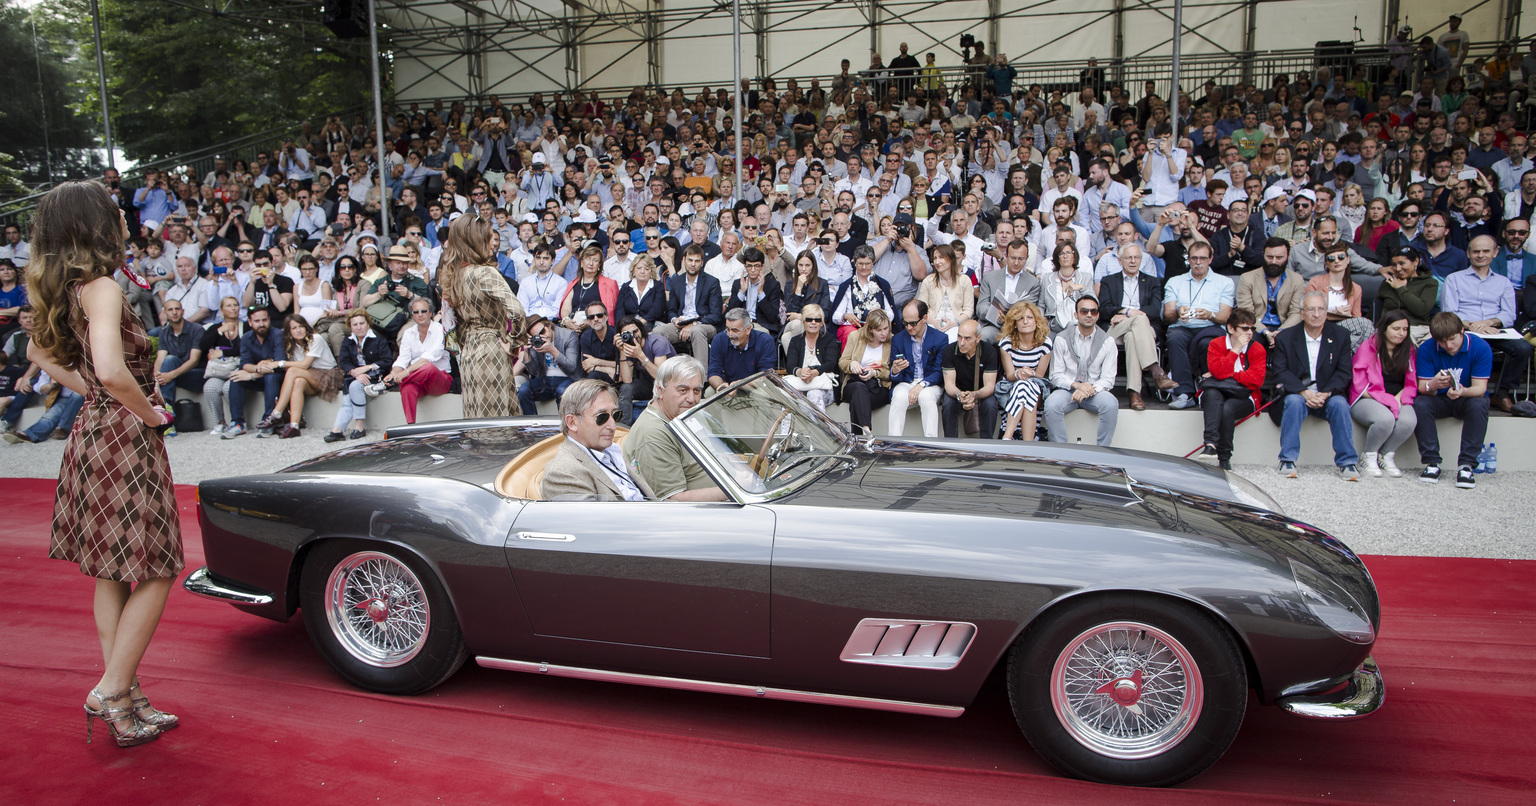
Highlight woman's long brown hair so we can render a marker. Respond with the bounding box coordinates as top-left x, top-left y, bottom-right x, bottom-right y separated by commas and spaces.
24, 181, 127, 369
